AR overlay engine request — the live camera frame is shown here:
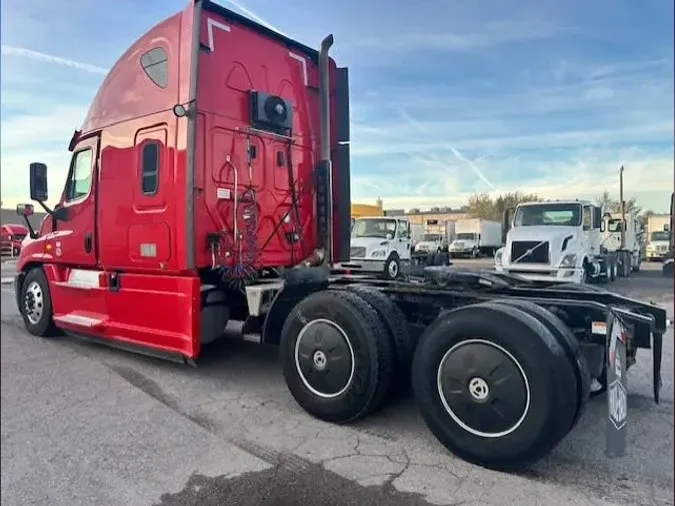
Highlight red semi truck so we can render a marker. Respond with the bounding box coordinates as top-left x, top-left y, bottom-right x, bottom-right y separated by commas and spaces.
13, 0, 668, 471
1, 224, 29, 257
